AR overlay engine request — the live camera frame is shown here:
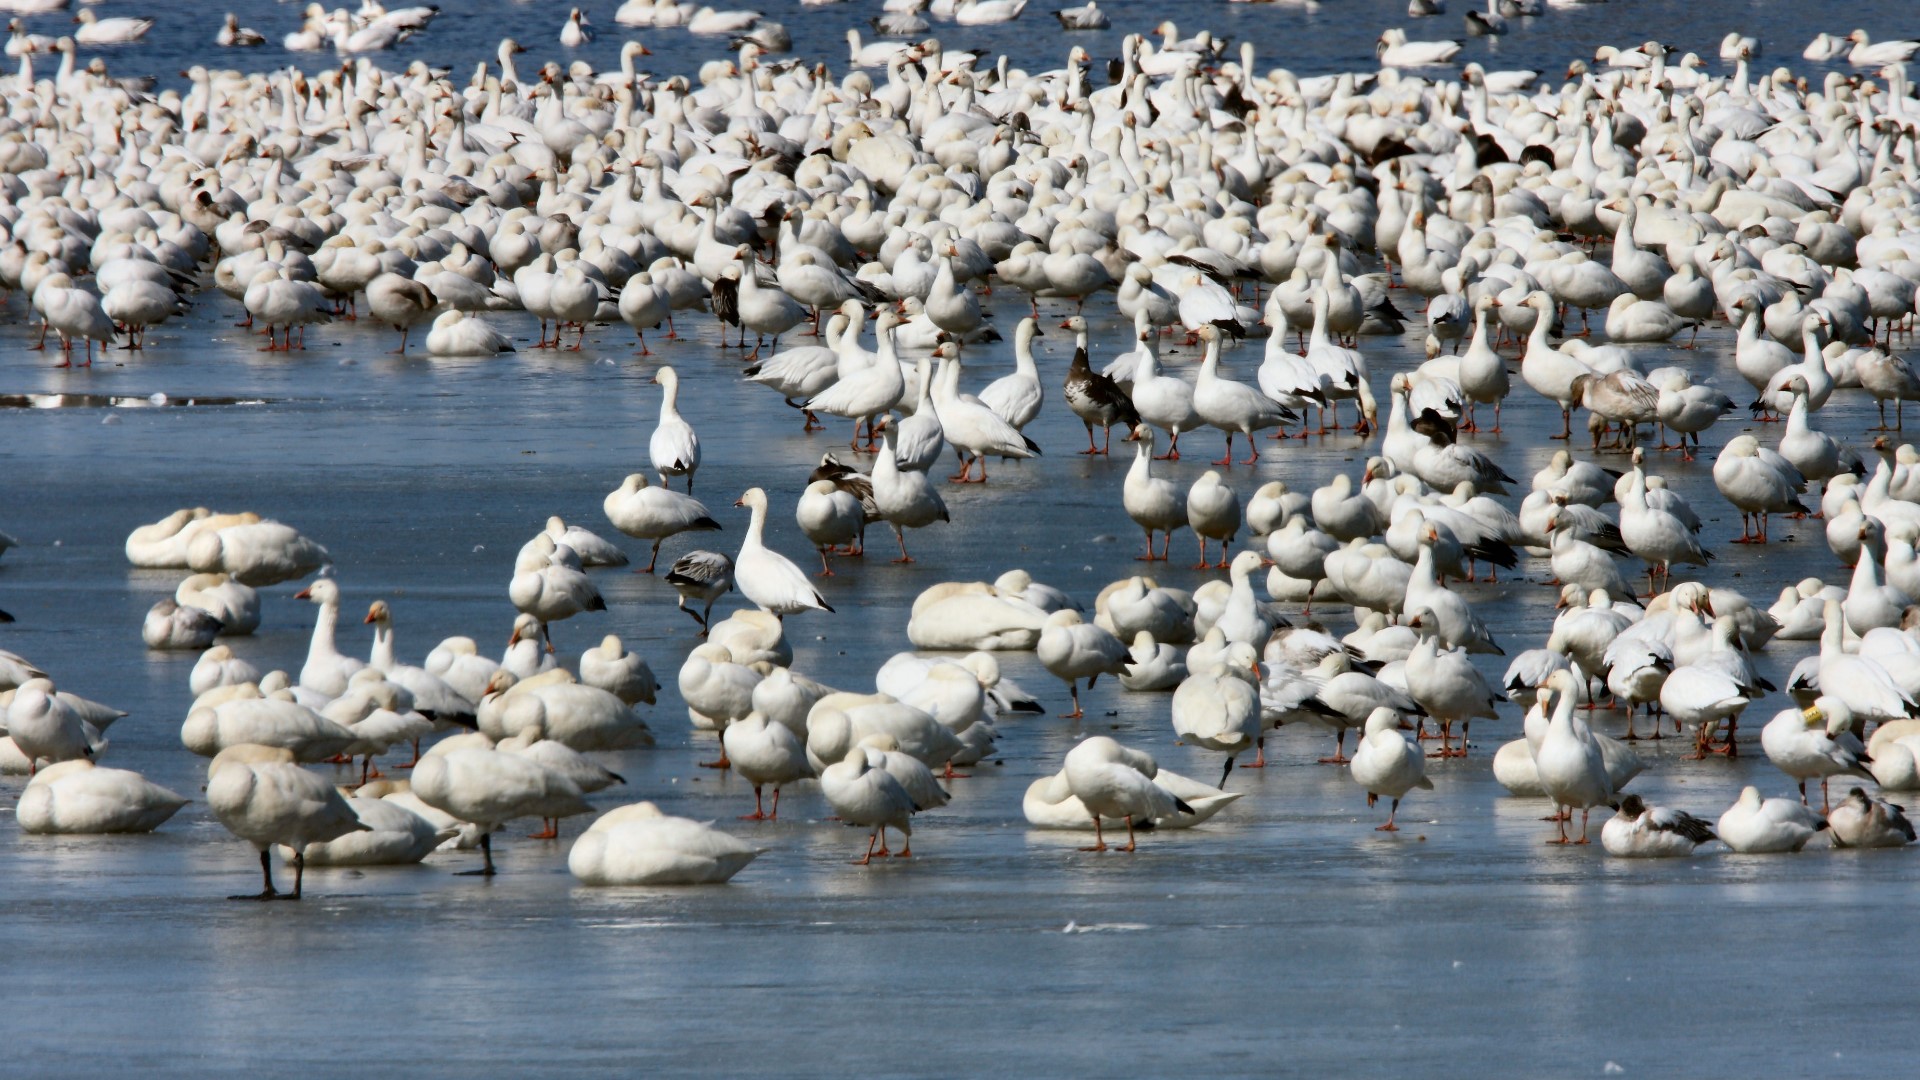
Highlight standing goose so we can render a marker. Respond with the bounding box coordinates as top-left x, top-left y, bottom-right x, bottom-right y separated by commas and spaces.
1185, 470, 1242, 569
978, 317, 1044, 431
805, 310, 906, 451
1192, 325, 1294, 464
1062, 736, 1193, 852
820, 748, 919, 863
366, 272, 438, 354
871, 430, 949, 563
1171, 641, 1263, 786
1520, 291, 1594, 440
933, 345, 1041, 483
1713, 435, 1809, 544
412, 747, 595, 875
1535, 670, 1613, 844
603, 473, 722, 573
292, 579, 367, 698
733, 488, 832, 617
1127, 326, 1198, 459
1349, 707, 1433, 830
1037, 610, 1132, 718
1123, 426, 1185, 561
648, 366, 701, 492
508, 534, 606, 649
1063, 314, 1139, 454
206, 745, 366, 900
